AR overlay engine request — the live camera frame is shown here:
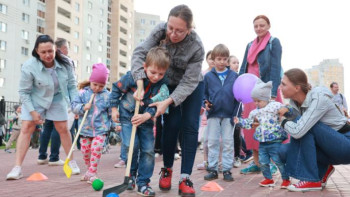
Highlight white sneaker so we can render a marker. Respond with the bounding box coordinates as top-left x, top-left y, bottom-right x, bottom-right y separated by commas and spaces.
48, 159, 65, 166
233, 157, 242, 168
174, 153, 181, 160
6, 166, 23, 180
155, 153, 160, 158
37, 159, 49, 165
114, 160, 126, 168
69, 160, 80, 175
